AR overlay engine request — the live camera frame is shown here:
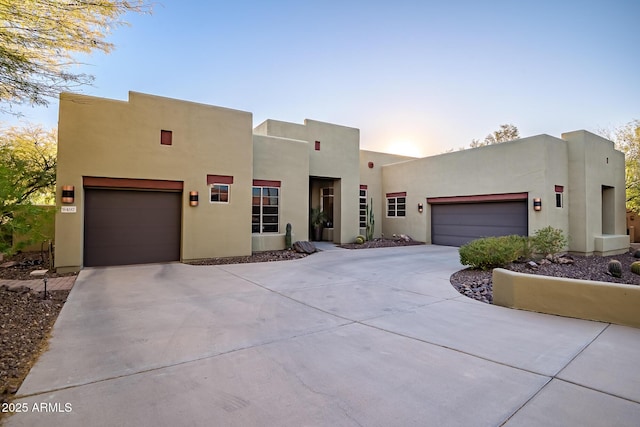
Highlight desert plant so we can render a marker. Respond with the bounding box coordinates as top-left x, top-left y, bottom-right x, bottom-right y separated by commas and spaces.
355, 235, 365, 244
365, 198, 374, 241
608, 260, 623, 278
459, 235, 528, 270
634, 249, 640, 258
631, 261, 640, 275
285, 223, 292, 249
310, 207, 327, 241
530, 226, 567, 257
